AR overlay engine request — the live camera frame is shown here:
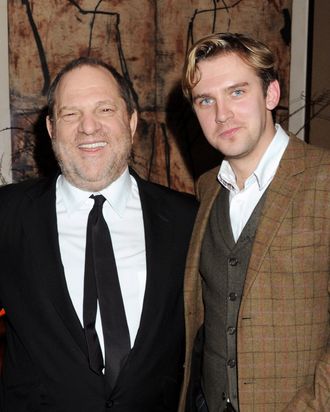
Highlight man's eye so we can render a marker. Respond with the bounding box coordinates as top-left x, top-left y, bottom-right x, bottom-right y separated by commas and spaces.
232, 89, 244, 97
62, 112, 79, 121
199, 97, 214, 106
98, 107, 115, 114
